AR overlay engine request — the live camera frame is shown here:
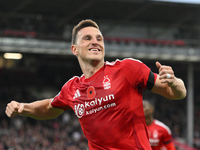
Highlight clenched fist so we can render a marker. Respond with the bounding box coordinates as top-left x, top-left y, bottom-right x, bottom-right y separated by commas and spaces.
5, 101, 24, 117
